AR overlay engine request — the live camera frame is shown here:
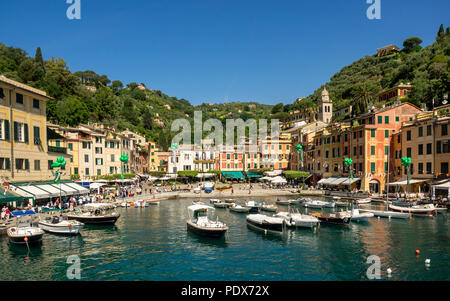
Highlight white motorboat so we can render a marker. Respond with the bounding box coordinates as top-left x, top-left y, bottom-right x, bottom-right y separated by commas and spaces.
261, 204, 277, 212
186, 204, 228, 237
275, 211, 319, 228
359, 209, 411, 219
209, 199, 222, 204
389, 204, 436, 216
229, 204, 251, 213
355, 198, 372, 205
7, 226, 44, 245
38, 215, 84, 235
245, 201, 262, 213
246, 214, 285, 234
303, 200, 335, 209
339, 209, 374, 222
